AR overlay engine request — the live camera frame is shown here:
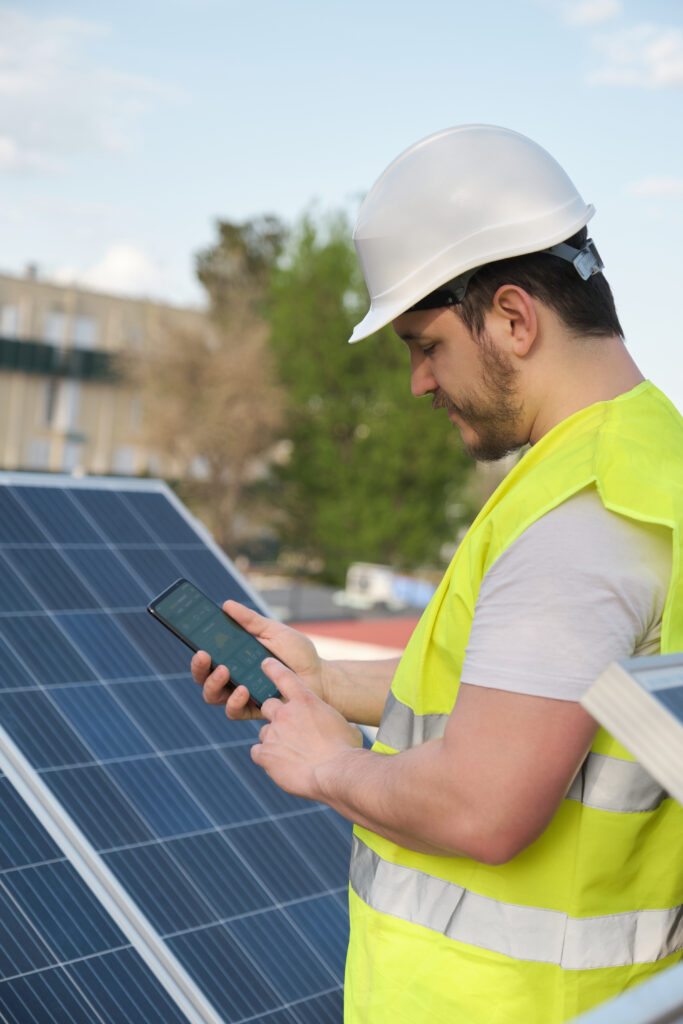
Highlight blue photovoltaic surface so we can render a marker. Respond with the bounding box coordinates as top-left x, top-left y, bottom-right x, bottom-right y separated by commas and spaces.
657, 686, 683, 718
0, 769, 194, 1024
0, 476, 351, 1024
